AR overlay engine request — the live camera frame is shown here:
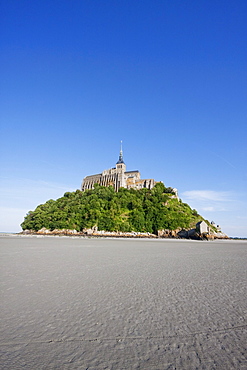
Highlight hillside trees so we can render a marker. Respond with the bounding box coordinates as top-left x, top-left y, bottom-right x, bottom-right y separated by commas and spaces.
21, 183, 203, 233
